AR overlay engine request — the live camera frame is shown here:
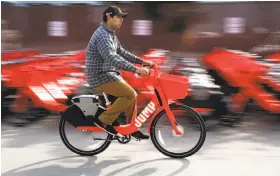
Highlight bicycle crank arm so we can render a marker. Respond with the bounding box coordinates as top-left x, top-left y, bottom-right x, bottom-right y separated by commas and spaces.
93, 136, 131, 143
